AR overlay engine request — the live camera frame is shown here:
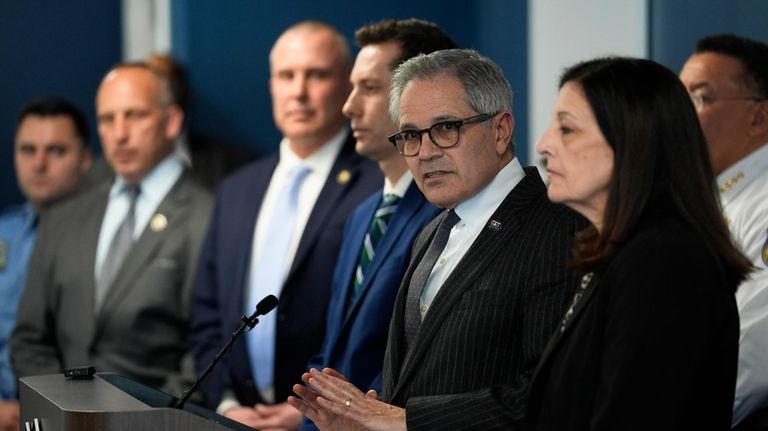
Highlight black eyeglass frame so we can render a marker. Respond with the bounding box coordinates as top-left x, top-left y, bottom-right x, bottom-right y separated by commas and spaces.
387, 111, 500, 157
